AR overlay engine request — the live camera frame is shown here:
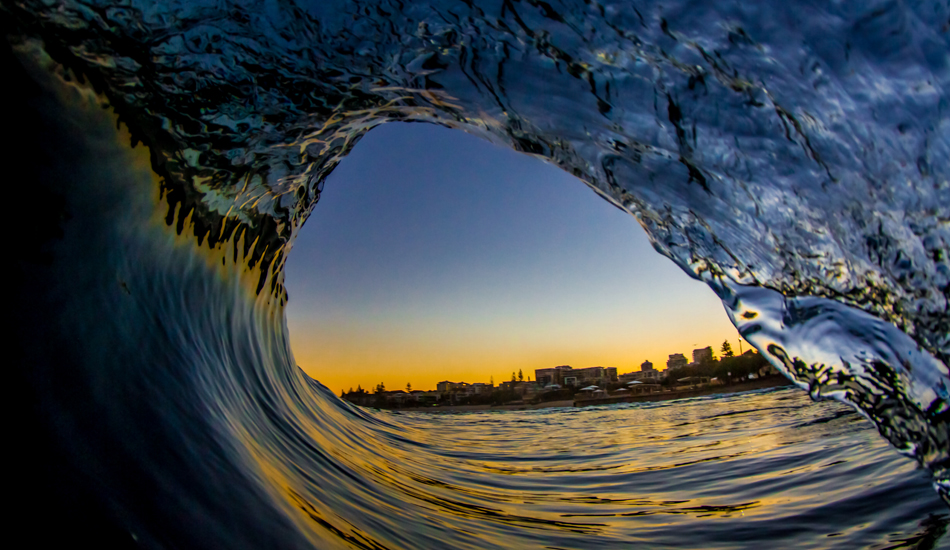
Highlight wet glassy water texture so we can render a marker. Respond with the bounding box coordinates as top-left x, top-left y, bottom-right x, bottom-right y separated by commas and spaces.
5, 0, 949, 548
353, 389, 948, 549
